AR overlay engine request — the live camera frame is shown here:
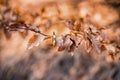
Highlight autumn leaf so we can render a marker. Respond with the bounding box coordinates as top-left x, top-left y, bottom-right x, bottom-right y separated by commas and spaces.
28, 34, 45, 49
68, 38, 76, 55
58, 35, 71, 51
105, 44, 116, 55
63, 20, 74, 30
